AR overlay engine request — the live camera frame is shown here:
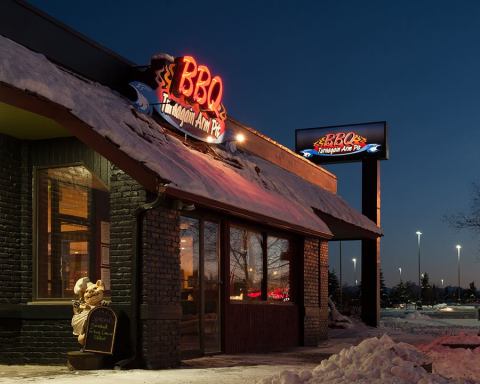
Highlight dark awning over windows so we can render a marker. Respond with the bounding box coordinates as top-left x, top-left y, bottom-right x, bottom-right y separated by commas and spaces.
0, 35, 382, 240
